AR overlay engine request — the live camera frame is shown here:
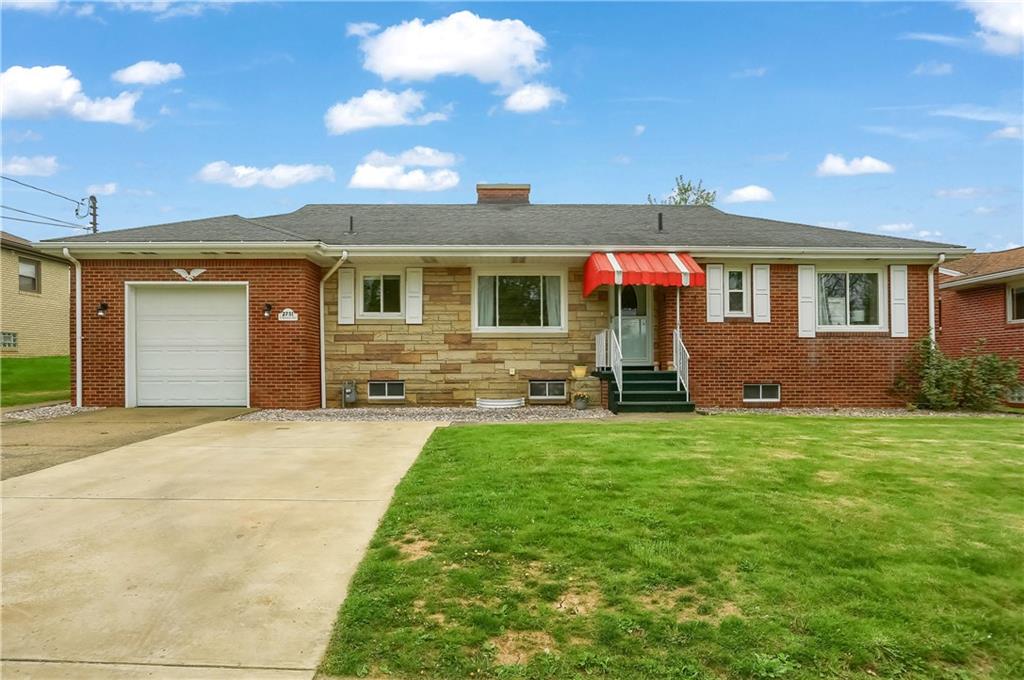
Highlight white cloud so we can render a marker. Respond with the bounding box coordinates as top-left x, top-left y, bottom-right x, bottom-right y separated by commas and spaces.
898, 32, 968, 46
348, 146, 460, 191
817, 221, 851, 230
916, 230, 943, 239
878, 223, 915, 233
0, 65, 139, 125
0, 154, 58, 176
935, 187, 985, 199
324, 88, 446, 135
912, 61, 953, 76
5, 128, 42, 142
358, 11, 547, 88
2, 1, 59, 12
197, 161, 335, 189
362, 146, 457, 168
724, 184, 774, 203
346, 21, 379, 37
931, 104, 1019, 125
731, 66, 768, 78
991, 125, 1022, 140
963, 1, 1023, 55
112, 60, 184, 86
973, 206, 995, 215
633, 124, 645, 136
86, 182, 117, 196
862, 125, 949, 142
503, 83, 566, 112
115, 2, 232, 21
816, 153, 894, 176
